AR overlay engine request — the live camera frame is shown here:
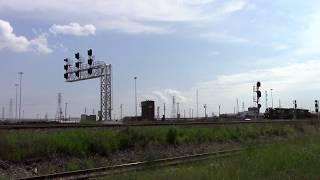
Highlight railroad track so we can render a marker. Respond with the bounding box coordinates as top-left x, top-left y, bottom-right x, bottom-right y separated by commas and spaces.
21, 148, 245, 180
0, 120, 307, 130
